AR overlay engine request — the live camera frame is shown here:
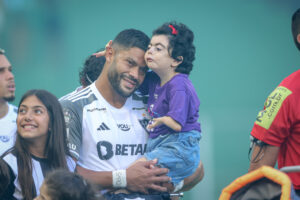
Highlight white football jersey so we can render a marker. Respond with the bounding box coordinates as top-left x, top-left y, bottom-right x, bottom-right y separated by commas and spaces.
60, 83, 149, 171
0, 103, 17, 156
3, 153, 75, 199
